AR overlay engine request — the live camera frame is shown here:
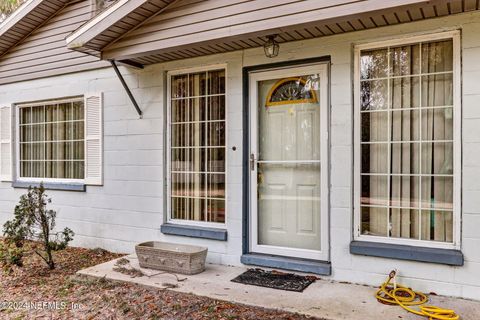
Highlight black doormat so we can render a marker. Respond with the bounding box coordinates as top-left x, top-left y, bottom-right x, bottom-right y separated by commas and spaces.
231, 268, 316, 292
